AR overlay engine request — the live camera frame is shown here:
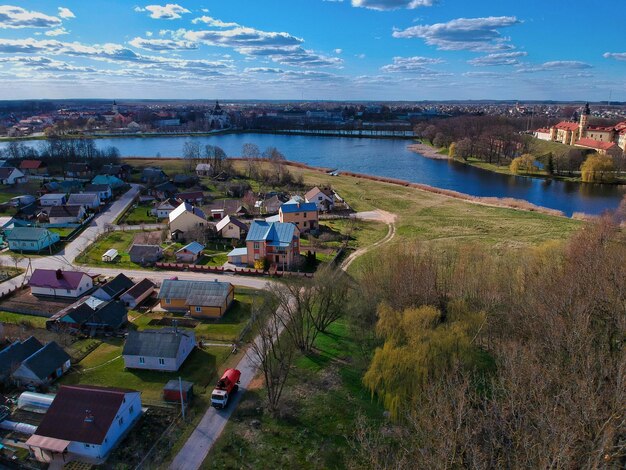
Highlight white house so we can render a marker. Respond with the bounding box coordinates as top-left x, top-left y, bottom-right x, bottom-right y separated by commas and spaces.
26, 385, 142, 465
169, 202, 207, 241
11, 342, 71, 387
29, 269, 94, 298
0, 167, 26, 185
120, 279, 156, 309
122, 329, 196, 372
216, 215, 248, 240
196, 163, 212, 176
67, 193, 101, 210
39, 193, 67, 207
84, 184, 113, 202
304, 186, 335, 211
47, 205, 85, 224
153, 198, 179, 219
